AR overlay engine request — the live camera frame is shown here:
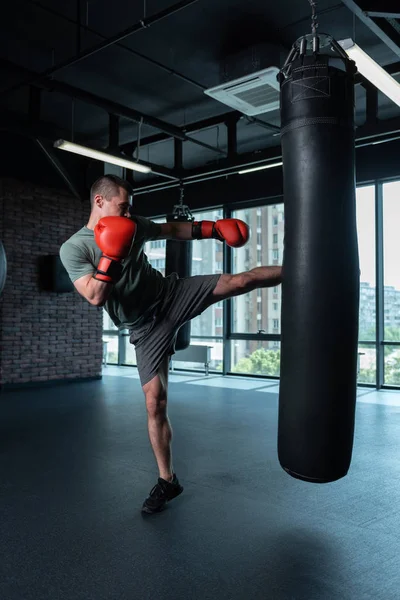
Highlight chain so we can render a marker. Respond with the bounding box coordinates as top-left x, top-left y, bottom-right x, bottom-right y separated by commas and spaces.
308, 0, 319, 36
